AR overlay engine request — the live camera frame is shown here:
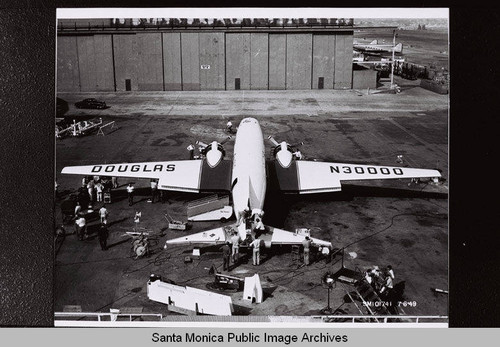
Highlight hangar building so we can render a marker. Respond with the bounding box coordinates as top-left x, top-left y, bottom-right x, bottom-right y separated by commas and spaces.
57, 18, 367, 92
